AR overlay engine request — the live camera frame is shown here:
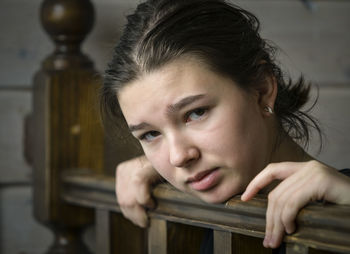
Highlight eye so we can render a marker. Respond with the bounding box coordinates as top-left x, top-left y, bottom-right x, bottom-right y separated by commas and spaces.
139, 131, 160, 142
185, 107, 208, 123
